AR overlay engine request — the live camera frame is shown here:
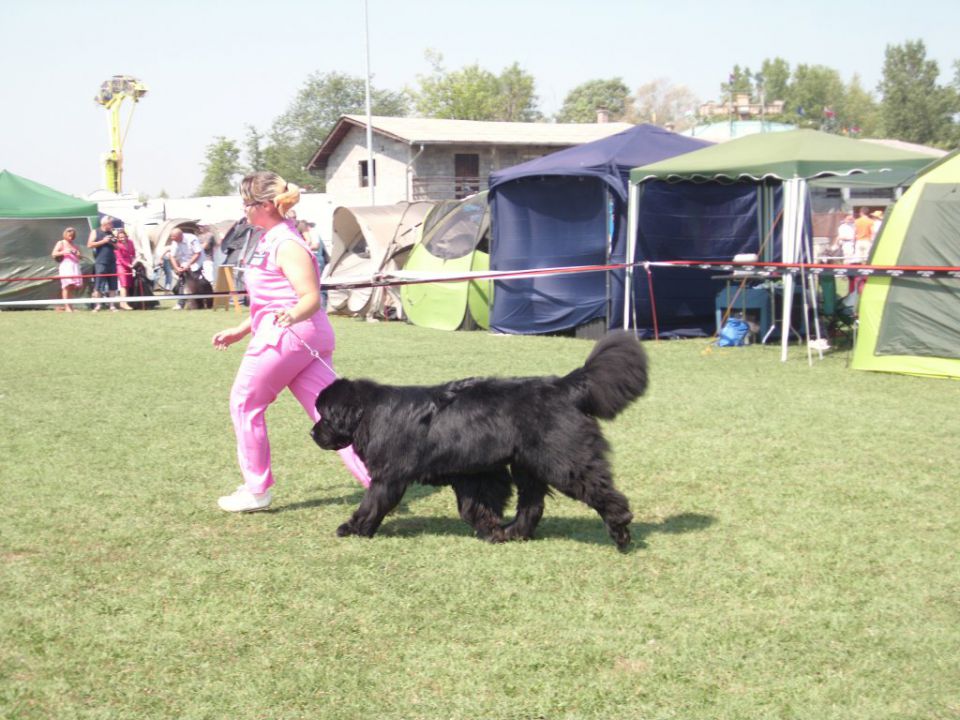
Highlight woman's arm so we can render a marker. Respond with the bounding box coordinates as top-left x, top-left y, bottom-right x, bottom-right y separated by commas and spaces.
274, 239, 321, 327
212, 316, 252, 350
